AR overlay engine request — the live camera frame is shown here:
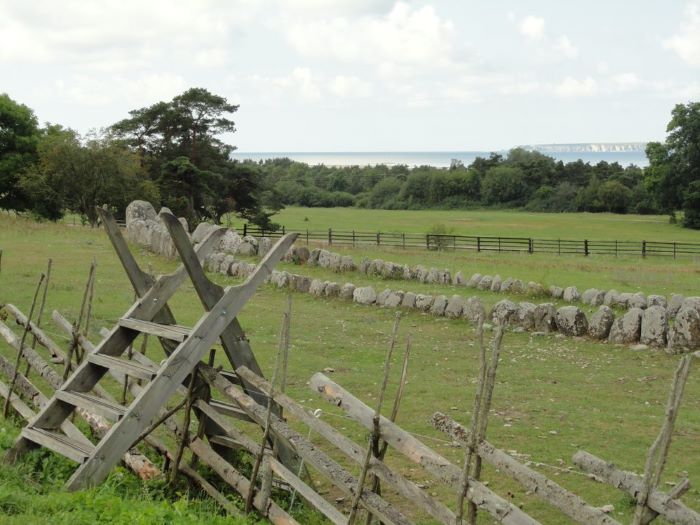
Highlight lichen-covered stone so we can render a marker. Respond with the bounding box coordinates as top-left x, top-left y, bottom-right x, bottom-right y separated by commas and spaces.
445, 295, 466, 318
667, 307, 700, 353
353, 286, 377, 305
608, 308, 643, 344
640, 306, 668, 347
588, 306, 615, 340
555, 306, 588, 336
